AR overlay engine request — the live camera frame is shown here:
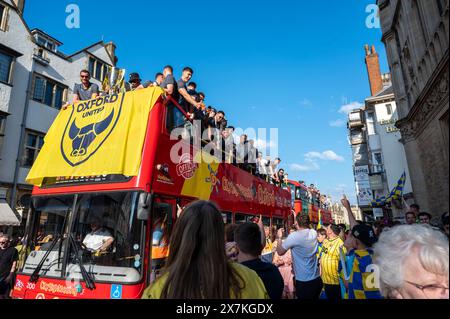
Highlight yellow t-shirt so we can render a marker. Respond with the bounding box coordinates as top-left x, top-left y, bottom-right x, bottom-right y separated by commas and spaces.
142, 262, 269, 299
320, 237, 345, 285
